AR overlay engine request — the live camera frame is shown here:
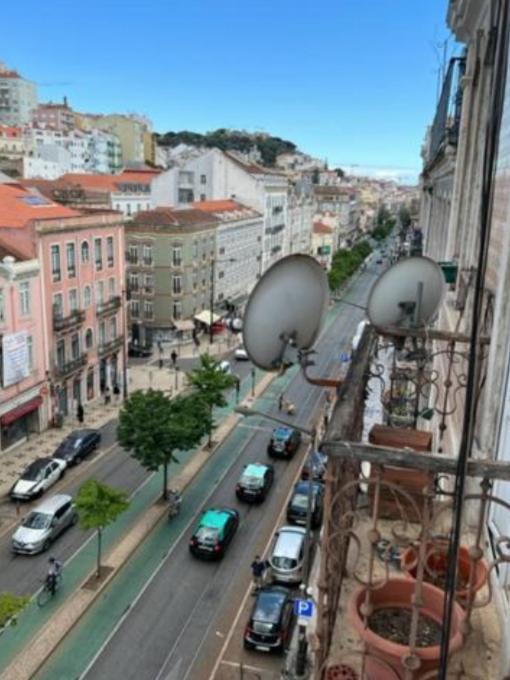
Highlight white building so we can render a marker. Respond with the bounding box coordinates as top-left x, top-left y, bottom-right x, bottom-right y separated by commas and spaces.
287, 180, 315, 255
192, 199, 263, 308
0, 62, 37, 126
87, 129, 123, 174
0, 124, 24, 159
